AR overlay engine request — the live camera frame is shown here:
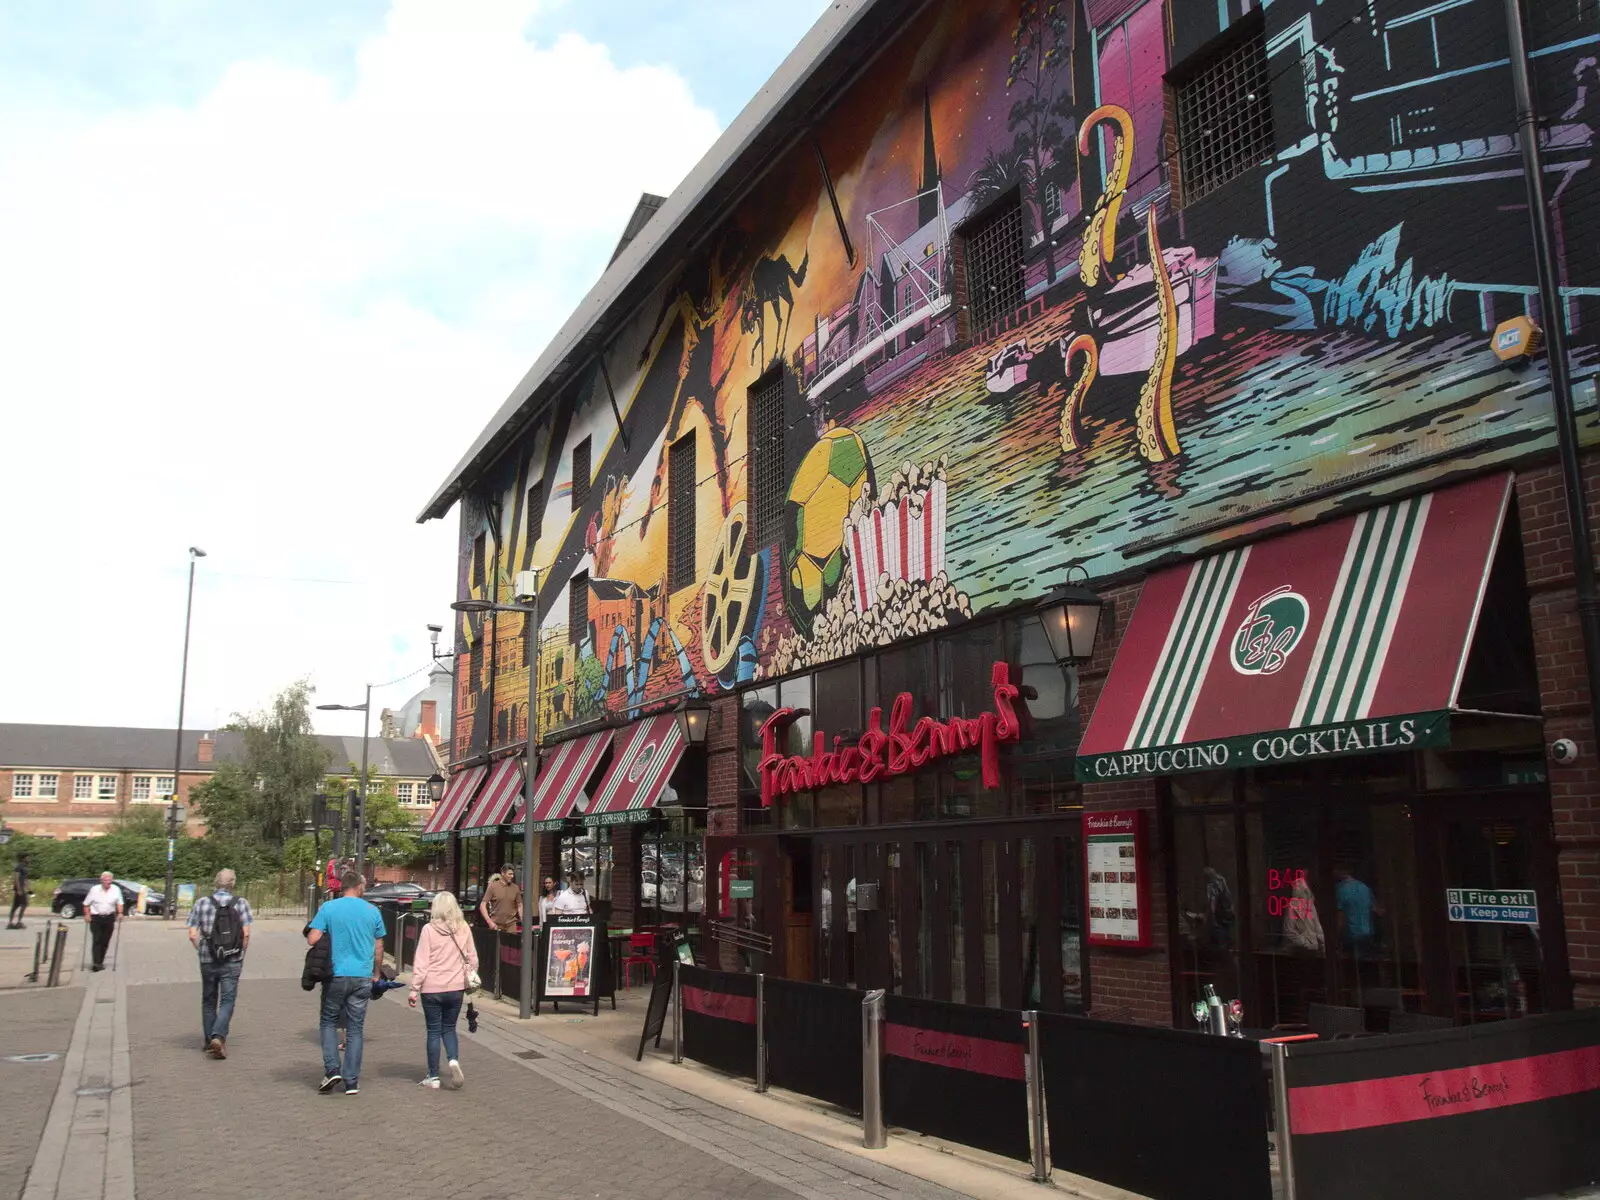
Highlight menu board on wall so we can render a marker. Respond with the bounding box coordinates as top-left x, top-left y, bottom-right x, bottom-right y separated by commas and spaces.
1084, 810, 1151, 948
